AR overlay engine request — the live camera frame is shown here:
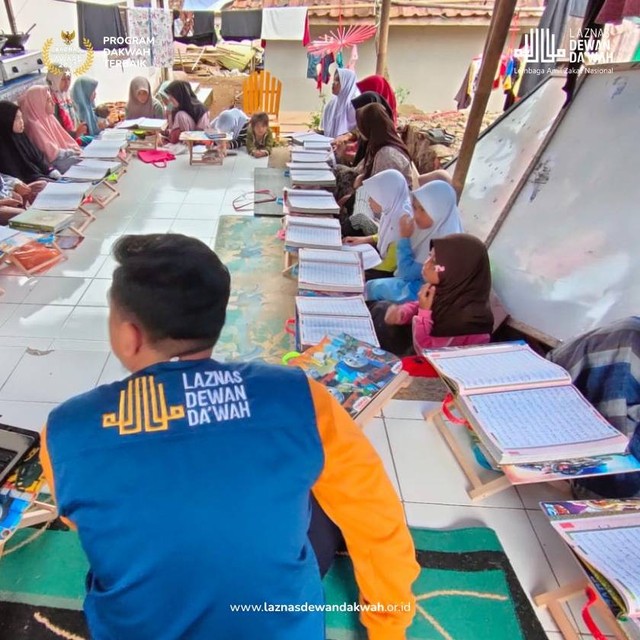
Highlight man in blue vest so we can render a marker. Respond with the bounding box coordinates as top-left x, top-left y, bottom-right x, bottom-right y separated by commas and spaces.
41, 233, 419, 640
